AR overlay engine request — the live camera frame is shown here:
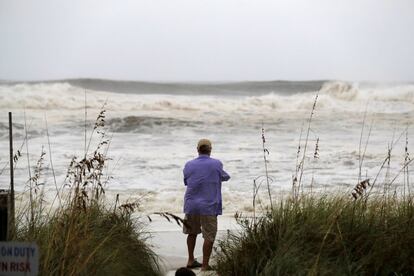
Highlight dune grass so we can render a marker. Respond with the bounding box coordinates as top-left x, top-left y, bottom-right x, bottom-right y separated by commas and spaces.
214, 195, 414, 275
11, 108, 161, 276
215, 93, 414, 275
16, 201, 160, 276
